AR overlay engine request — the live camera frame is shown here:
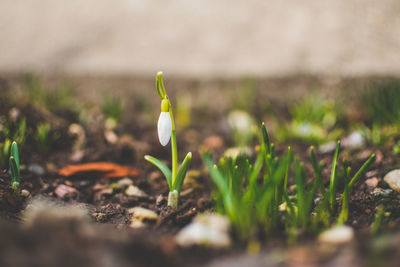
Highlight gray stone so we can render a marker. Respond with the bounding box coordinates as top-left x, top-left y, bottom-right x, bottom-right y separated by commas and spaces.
28, 164, 45, 176
125, 185, 147, 197
318, 225, 354, 245
384, 169, 400, 192
176, 213, 231, 248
